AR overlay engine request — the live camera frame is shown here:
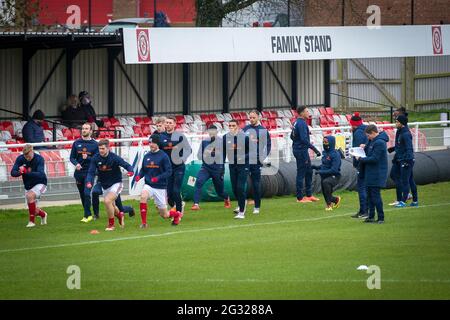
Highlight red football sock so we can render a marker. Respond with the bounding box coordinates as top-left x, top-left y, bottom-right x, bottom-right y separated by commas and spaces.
140, 203, 147, 224
108, 218, 115, 226
169, 210, 177, 218
27, 202, 36, 223
36, 208, 46, 218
